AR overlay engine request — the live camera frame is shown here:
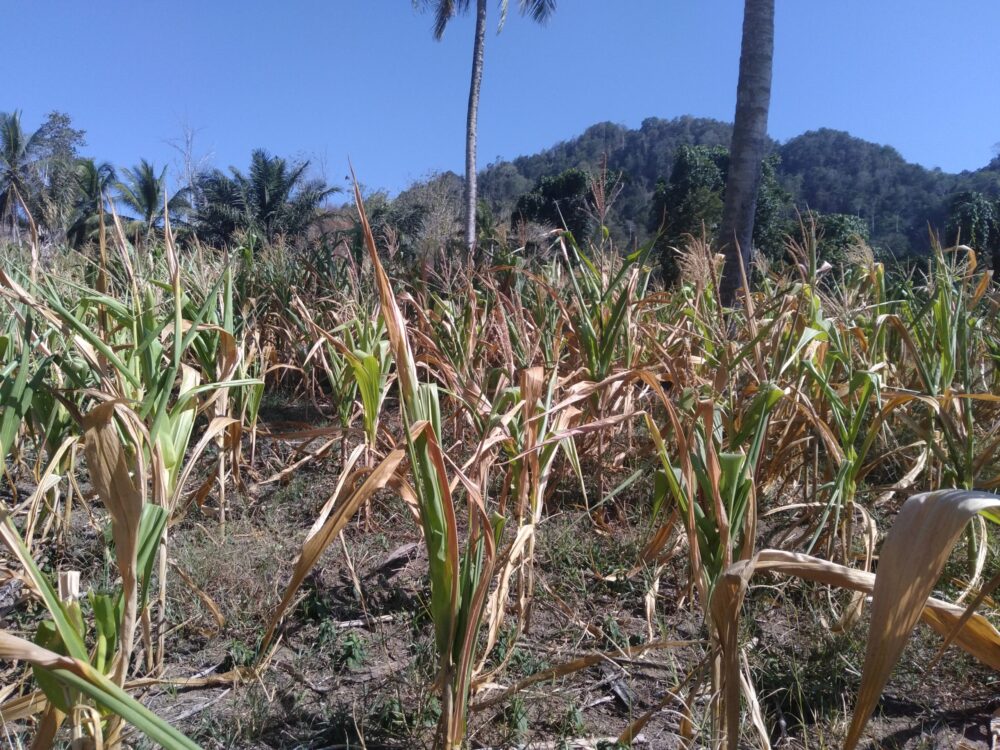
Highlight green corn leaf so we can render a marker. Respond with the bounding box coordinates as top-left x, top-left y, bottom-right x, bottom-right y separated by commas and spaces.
91, 592, 120, 676
0, 315, 41, 460
0, 512, 88, 661
136, 504, 168, 611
